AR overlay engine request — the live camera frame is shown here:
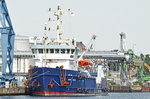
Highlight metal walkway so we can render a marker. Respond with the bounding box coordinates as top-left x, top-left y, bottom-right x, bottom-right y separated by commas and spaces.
78, 50, 125, 60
